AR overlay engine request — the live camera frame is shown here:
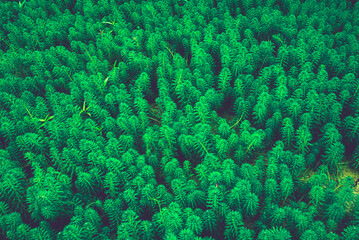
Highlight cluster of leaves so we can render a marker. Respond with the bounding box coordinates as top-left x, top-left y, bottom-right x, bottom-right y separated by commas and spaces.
1, 0, 359, 239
